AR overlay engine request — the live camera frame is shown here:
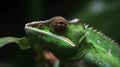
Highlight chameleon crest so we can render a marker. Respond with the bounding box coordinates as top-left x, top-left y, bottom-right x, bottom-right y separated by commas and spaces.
25, 16, 120, 67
